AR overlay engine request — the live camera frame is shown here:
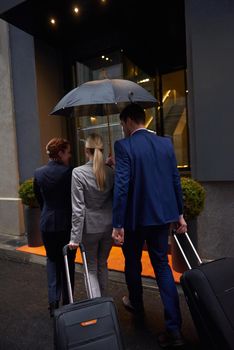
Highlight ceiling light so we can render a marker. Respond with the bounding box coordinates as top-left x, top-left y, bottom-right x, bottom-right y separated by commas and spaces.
74, 7, 79, 14
50, 18, 56, 25
137, 78, 150, 84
